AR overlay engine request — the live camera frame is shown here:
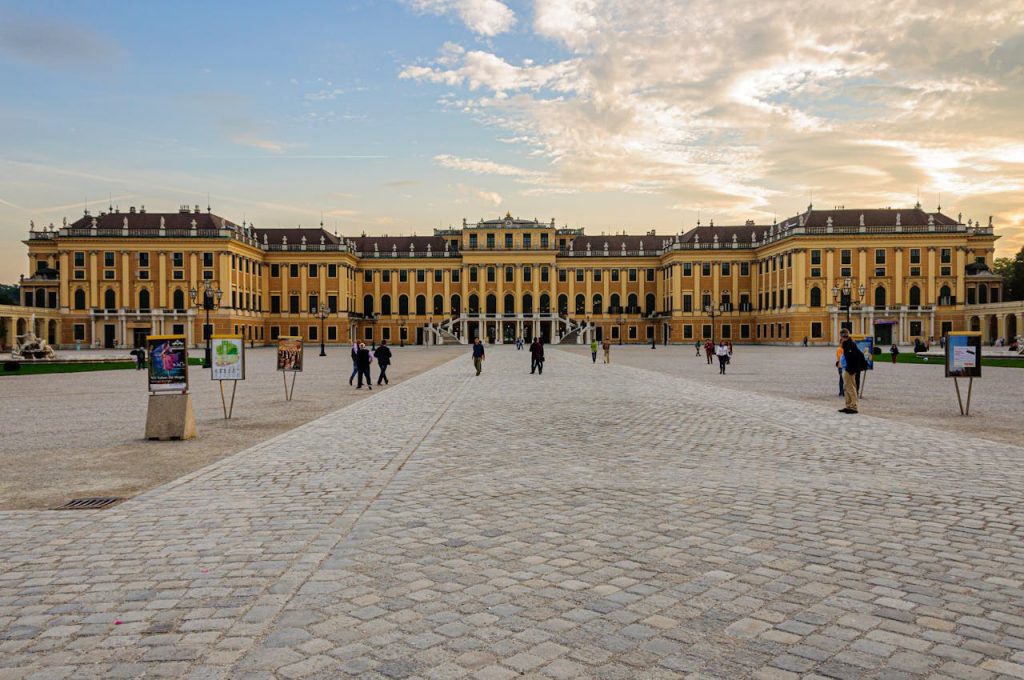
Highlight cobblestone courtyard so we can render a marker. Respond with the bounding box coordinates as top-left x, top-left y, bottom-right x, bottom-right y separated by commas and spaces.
2, 348, 1023, 679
